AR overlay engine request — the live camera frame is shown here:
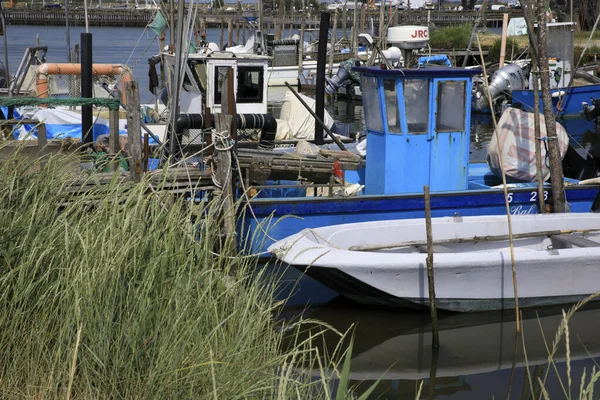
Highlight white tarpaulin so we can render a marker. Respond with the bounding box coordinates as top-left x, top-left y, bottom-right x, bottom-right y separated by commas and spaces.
278, 91, 335, 140
487, 108, 569, 182
507, 17, 527, 36
15, 108, 110, 141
